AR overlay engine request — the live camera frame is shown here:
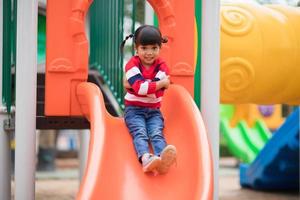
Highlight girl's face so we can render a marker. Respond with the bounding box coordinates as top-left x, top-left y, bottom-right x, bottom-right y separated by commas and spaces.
136, 44, 160, 67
